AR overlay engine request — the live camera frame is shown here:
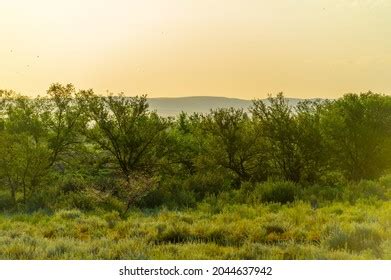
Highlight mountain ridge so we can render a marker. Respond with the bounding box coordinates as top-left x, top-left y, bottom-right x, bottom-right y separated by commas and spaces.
147, 96, 323, 116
